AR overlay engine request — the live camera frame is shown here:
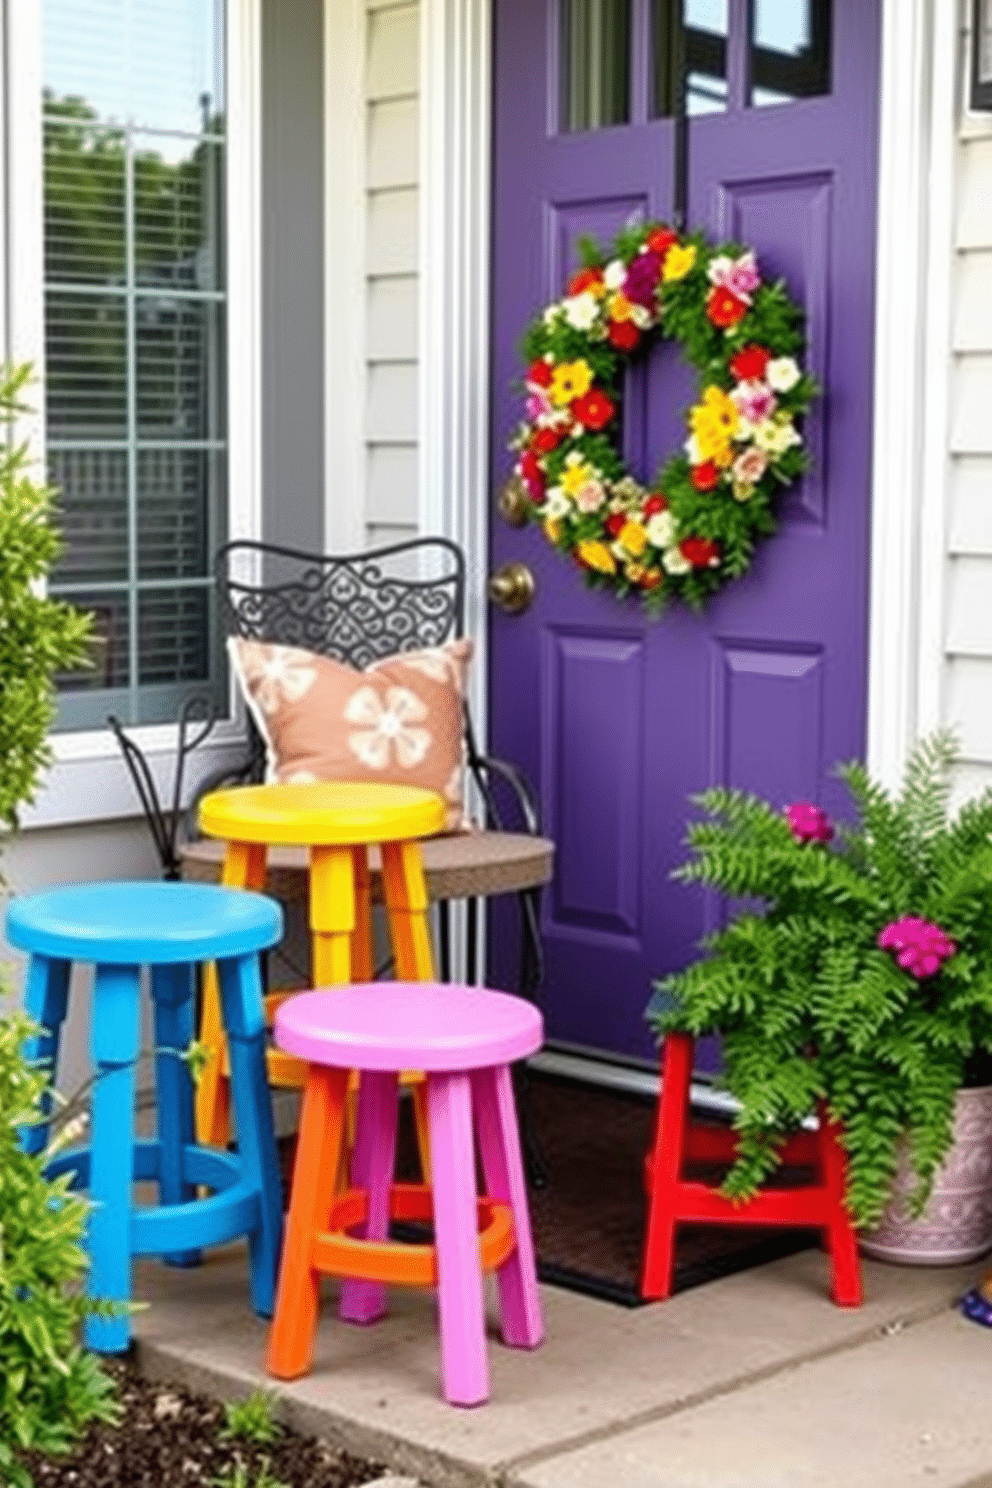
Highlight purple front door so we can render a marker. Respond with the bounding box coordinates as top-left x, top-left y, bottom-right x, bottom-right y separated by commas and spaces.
488, 1, 882, 1066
